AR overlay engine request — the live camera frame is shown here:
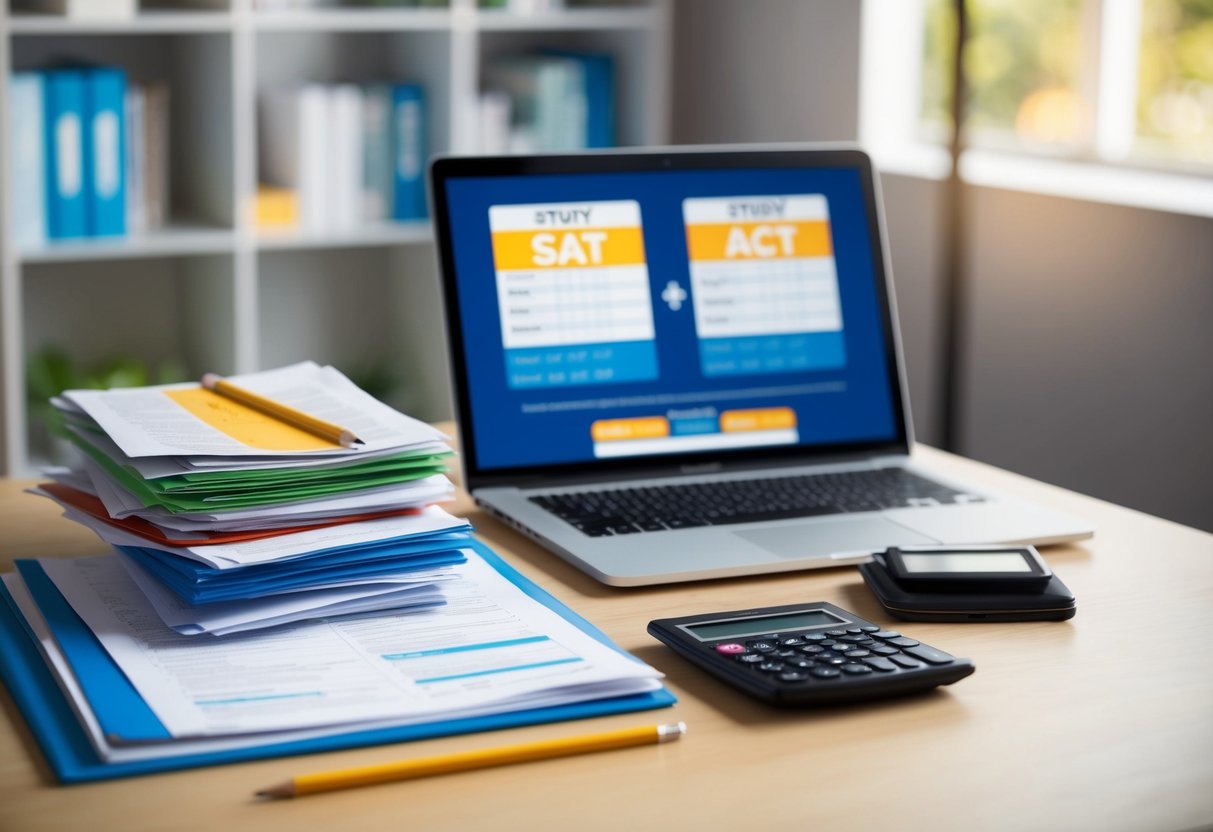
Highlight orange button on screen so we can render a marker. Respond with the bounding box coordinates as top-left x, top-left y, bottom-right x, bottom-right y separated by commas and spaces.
591, 416, 670, 442
720, 407, 797, 433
